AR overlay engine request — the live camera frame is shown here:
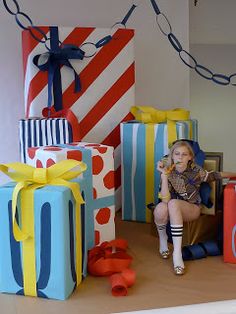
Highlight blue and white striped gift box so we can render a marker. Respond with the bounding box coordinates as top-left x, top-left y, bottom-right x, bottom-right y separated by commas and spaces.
19, 118, 73, 163
121, 120, 198, 222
